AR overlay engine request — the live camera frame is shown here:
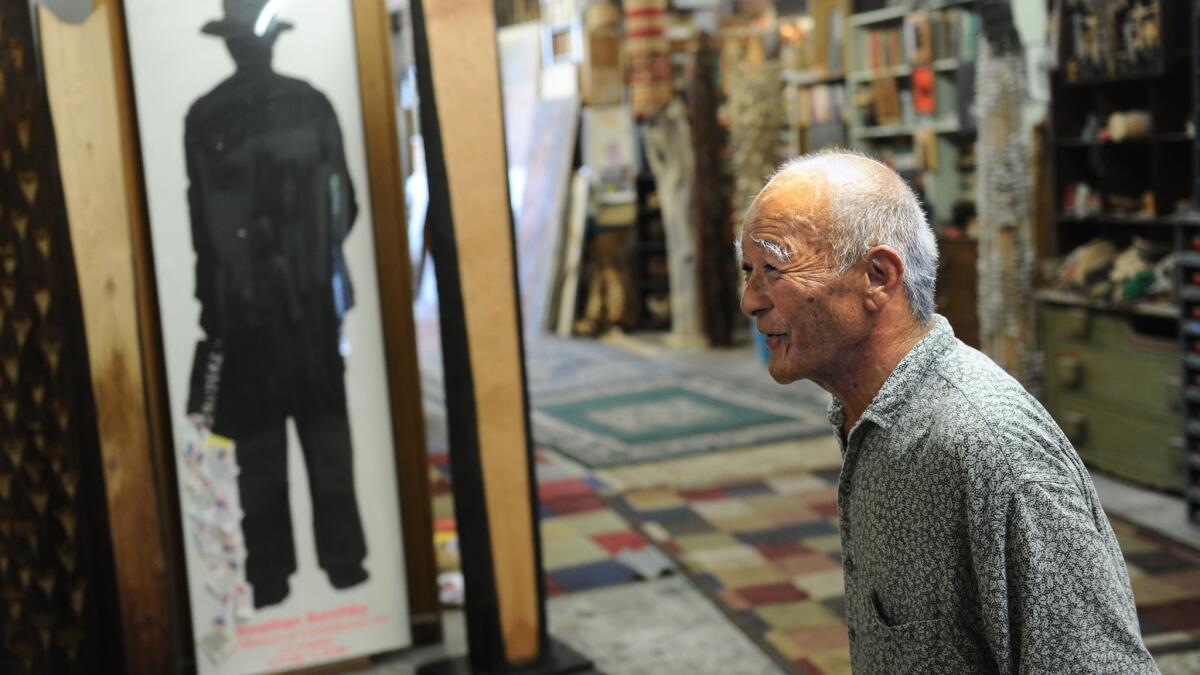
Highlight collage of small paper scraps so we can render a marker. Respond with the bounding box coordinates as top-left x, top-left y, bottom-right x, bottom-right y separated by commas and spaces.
181, 423, 253, 665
